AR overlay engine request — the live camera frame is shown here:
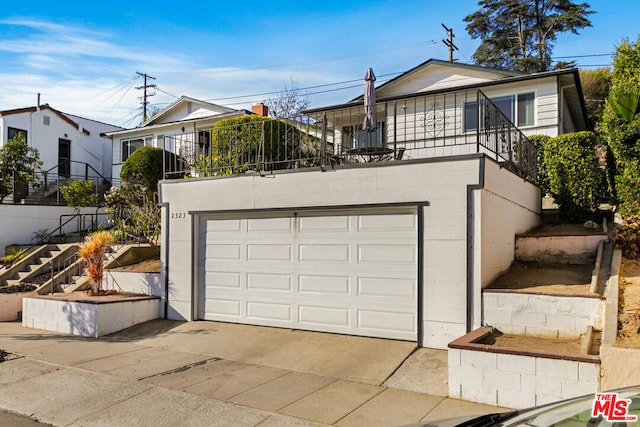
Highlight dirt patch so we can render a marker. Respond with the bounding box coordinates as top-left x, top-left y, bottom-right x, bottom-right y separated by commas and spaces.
0, 283, 37, 293
480, 331, 585, 356
486, 261, 593, 295
617, 258, 640, 348
523, 223, 604, 236
107, 258, 161, 273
